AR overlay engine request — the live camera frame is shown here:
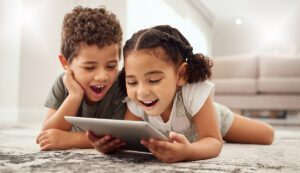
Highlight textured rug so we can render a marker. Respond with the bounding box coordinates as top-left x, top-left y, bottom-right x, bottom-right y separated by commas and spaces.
0, 124, 299, 173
